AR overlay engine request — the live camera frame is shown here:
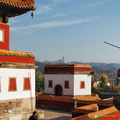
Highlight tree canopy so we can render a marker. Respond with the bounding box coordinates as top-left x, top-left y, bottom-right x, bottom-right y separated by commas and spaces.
35, 71, 44, 92
115, 77, 120, 86
99, 74, 109, 89
100, 74, 108, 84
